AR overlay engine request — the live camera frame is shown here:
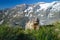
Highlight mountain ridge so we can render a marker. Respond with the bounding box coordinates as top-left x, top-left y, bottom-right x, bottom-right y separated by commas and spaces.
0, 1, 60, 27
